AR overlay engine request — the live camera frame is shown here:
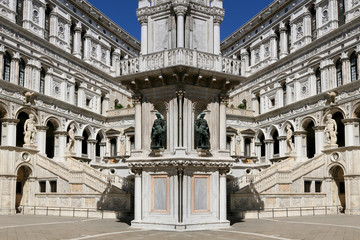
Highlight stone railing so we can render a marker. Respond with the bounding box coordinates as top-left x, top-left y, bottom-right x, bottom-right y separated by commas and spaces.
291, 154, 325, 181
226, 107, 255, 117
118, 48, 241, 76
107, 107, 135, 117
